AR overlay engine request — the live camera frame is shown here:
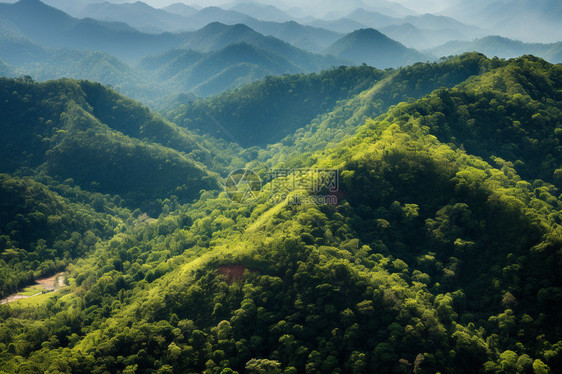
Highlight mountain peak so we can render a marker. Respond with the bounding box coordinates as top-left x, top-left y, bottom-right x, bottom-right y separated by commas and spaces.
326, 27, 426, 68
349, 28, 391, 41
14, 0, 53, 8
